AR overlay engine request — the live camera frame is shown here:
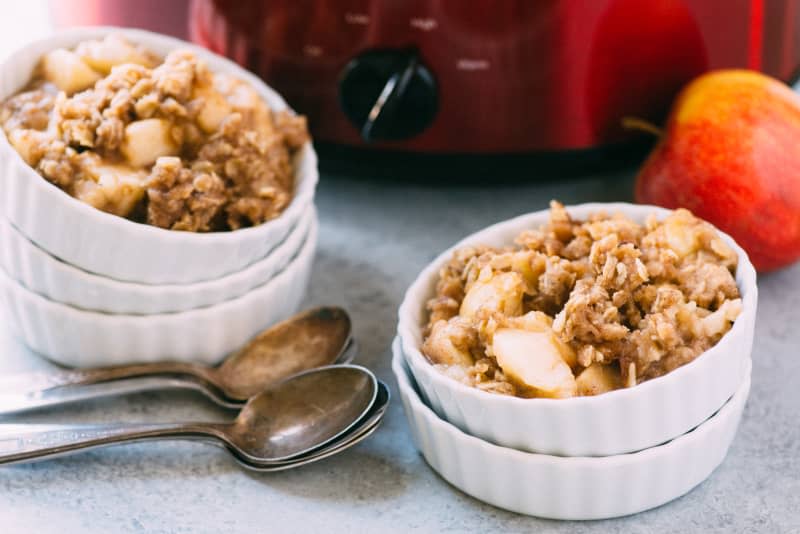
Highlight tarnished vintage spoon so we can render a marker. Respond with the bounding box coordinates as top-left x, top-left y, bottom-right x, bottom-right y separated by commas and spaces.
227, 380, 390, 472
0, 307, 354, 414
0, 365, 377, 467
